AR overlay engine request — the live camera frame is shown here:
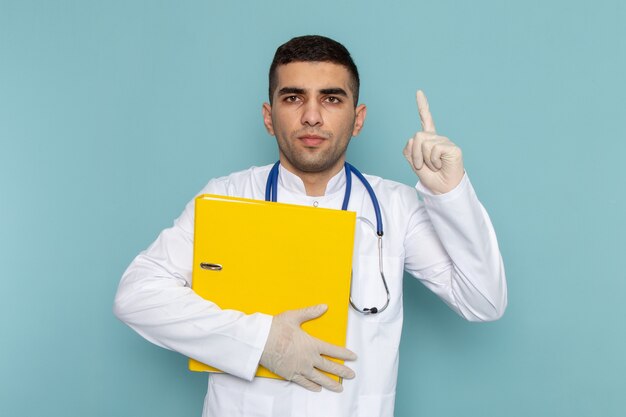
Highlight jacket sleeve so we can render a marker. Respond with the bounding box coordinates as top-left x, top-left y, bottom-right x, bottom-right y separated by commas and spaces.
403, 173, 507, 321
113, 181, 273, 380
